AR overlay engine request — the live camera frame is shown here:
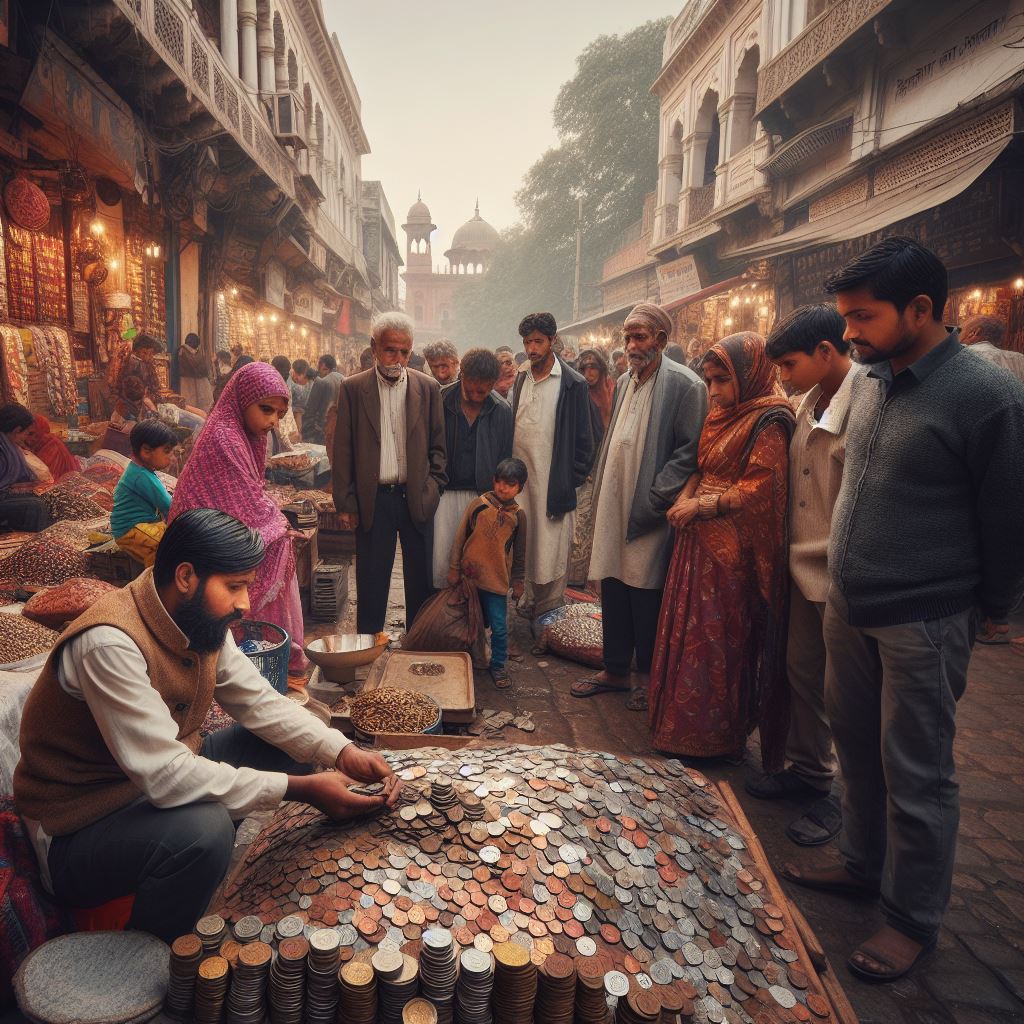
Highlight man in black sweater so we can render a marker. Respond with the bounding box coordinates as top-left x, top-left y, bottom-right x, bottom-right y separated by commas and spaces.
784, 237, 1024, 983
